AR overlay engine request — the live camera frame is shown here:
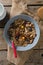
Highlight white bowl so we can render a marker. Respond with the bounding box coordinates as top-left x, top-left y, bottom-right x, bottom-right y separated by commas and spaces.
0, 3, 6, 20
4, 14, 40, 51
